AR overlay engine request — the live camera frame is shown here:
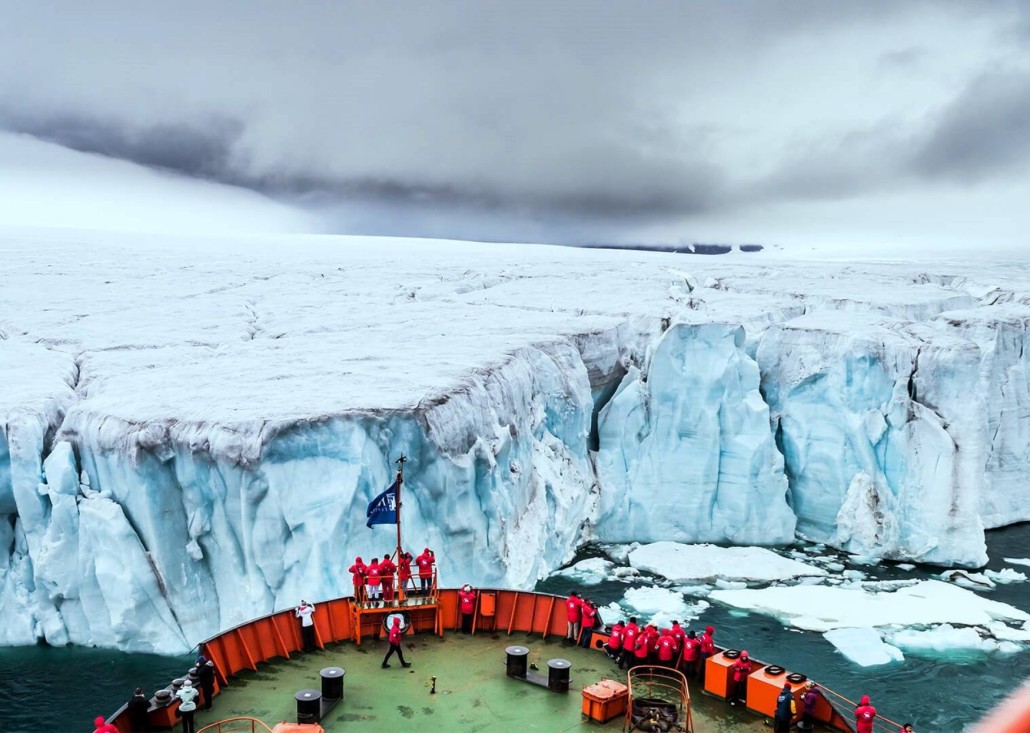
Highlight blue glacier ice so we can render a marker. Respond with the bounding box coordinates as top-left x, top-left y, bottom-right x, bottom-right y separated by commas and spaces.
3, 234, 1030, 653
594, 321, 795, 545
757, 314, 988, 566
